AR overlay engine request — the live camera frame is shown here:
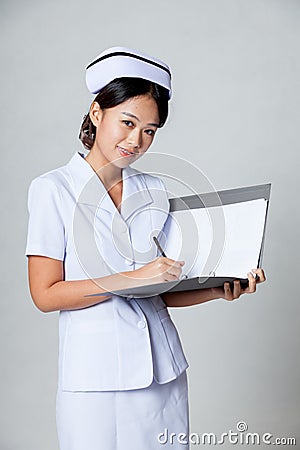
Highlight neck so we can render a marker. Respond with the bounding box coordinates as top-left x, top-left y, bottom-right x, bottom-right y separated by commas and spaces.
85, 149, 123, 189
